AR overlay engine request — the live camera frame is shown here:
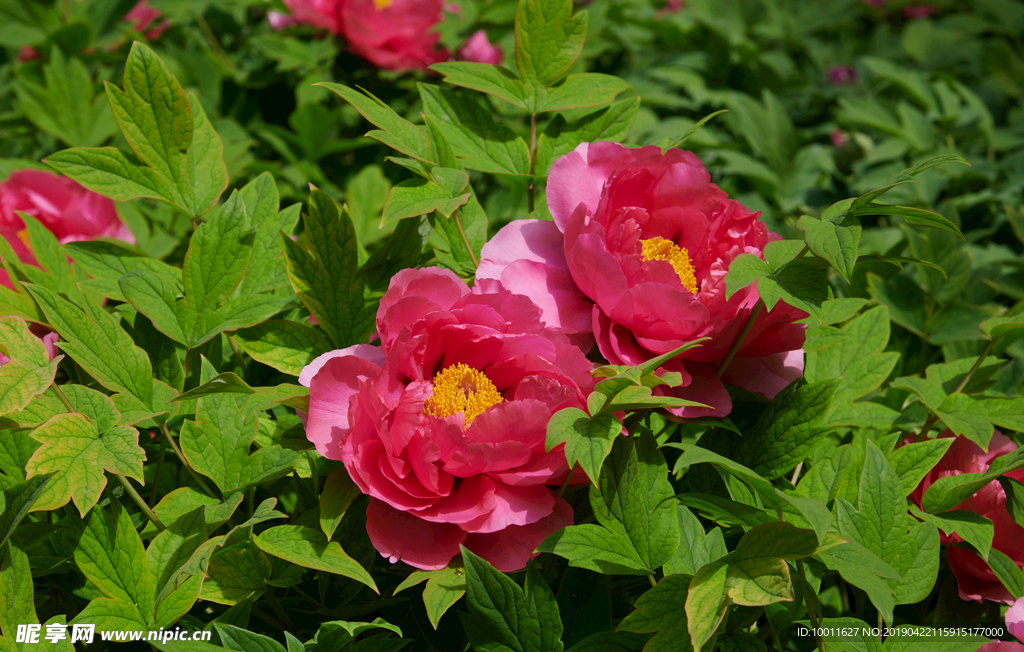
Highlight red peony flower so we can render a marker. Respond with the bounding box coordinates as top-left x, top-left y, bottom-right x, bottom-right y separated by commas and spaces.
281, 0, 344, 33
299, 267, 594, 571
124, 1, 170, 40
477, 142, 806, 418
341, 0, 448, 71
0, 169, 135, 289
912, 431, 1024, 604
458, 29, 503, 65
